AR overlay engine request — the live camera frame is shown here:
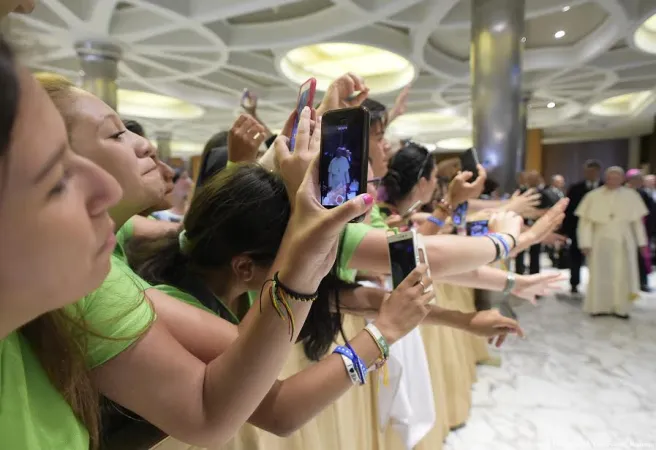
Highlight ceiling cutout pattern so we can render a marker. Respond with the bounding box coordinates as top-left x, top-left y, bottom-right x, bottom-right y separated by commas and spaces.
6, 0, 656, 154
